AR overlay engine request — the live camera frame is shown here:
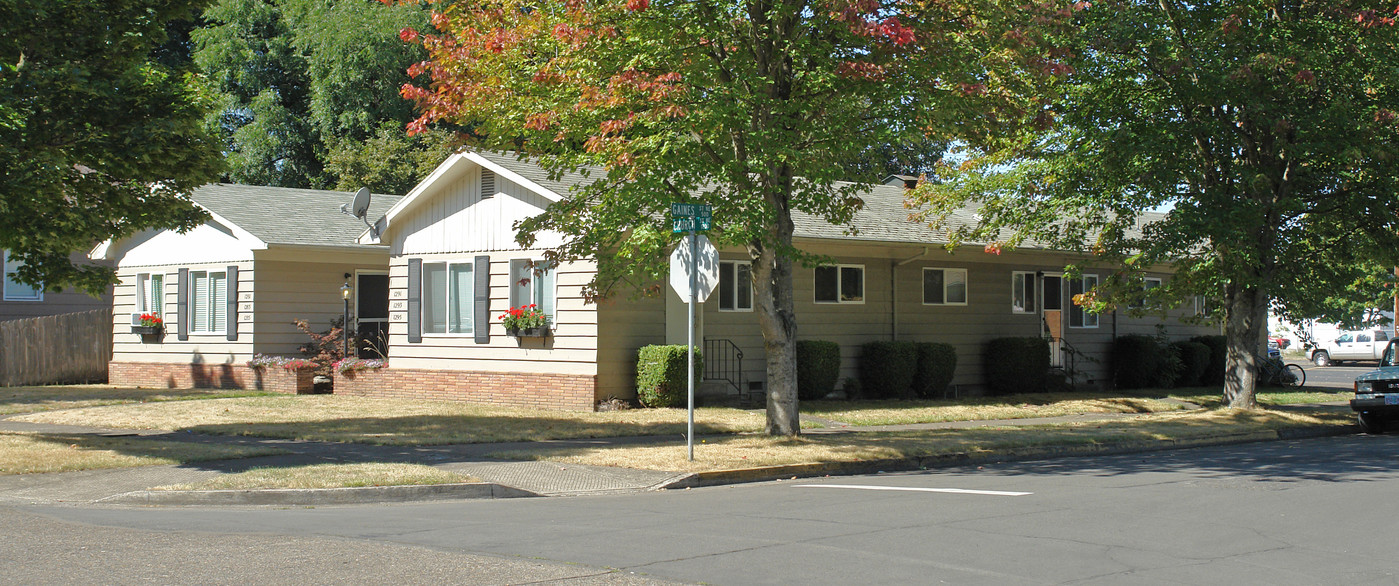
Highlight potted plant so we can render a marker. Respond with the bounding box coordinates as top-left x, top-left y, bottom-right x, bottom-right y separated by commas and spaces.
131, 313, 163, 335
500, 304, 550, 337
